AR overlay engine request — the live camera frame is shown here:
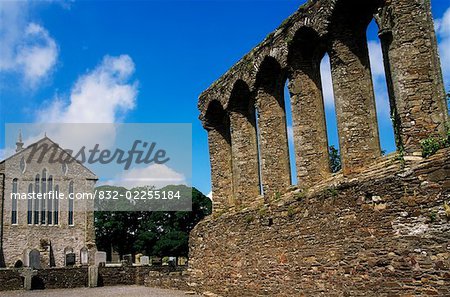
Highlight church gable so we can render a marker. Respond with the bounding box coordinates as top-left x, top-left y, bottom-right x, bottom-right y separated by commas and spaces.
1, 136, 97, 181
